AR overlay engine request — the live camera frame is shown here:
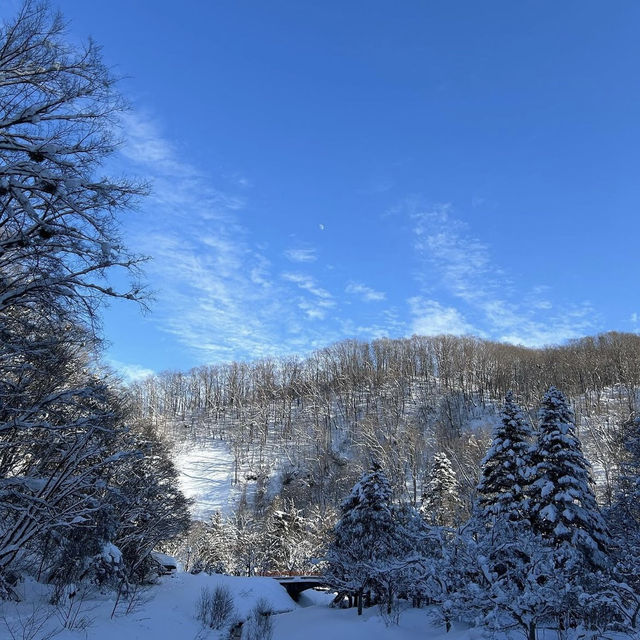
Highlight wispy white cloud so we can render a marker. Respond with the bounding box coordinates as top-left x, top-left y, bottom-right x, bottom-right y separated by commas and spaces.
282, 272, 335, 320
282, 272, 333, 301
338, 309, 407, 341
118, 113, 329, 362
115, 113, 414, 363
408, 297, 476, 337
345, 282, 386, 302
116, 112, 597, 365
408, 203, 598, 347
284, 248, 317, 263
412, 205, 502, 304
483, 299, 595, 347
109, 359, 155, 383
